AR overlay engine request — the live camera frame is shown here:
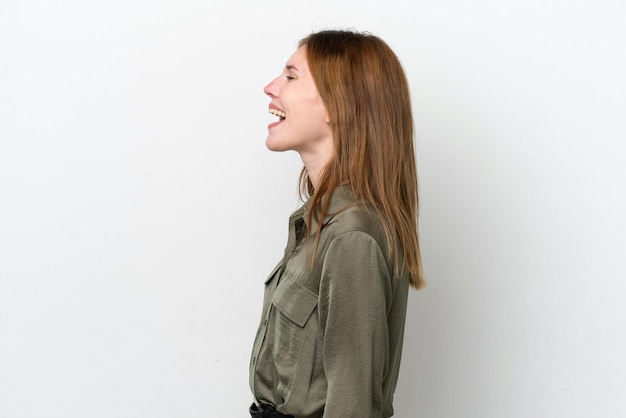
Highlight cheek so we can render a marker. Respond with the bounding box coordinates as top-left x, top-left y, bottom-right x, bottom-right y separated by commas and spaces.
282, 89, 327, 126
310, 99, 329, 125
